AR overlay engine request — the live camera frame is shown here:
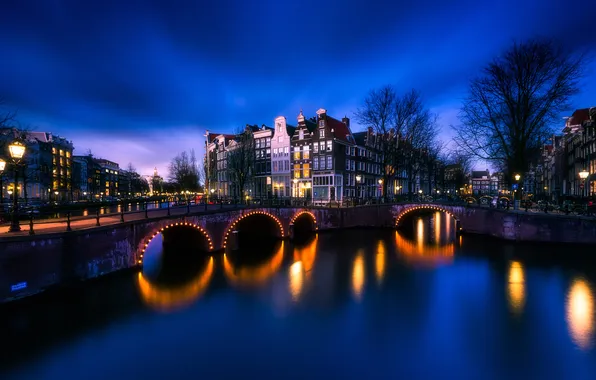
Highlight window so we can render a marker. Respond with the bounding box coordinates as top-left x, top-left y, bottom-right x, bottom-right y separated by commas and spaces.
319, 120, 324, 128
266, 138, 271, 147
278, 136, 283, 143
294, 164, 301, 178
303, 163, 310, 178
351, 147, 355, 156
327, 156, 332, 169
313, 159, 319, 170
313, 143, 319, 153
351, 161, 355, 171
284, 146, 289, 154
273, 162, 278, 172
320, 142, 325, 152
346, 146, 350, 155
319, 129, 325, 138
346, 159, 351, 170
327, 141, 332, 151
299, 130, 304, 140
273, 148, 278, 156
285, 161, 290, 171
293, 147, 301, 160
256, 140, 261, 148
319, 156, 325, 170
303, 146, 310, 159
